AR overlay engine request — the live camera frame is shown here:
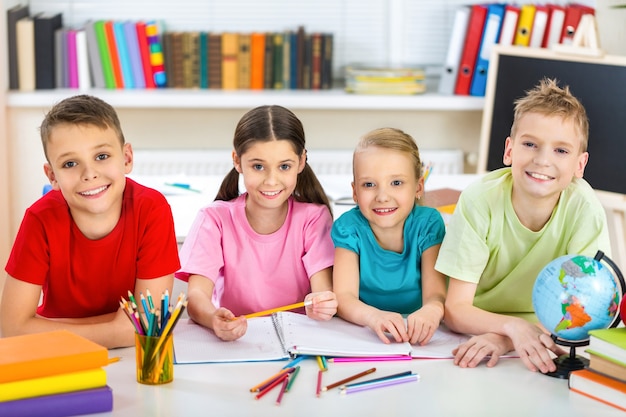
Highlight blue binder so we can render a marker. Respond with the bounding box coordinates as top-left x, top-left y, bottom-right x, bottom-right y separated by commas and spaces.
470, 4, 505, 97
